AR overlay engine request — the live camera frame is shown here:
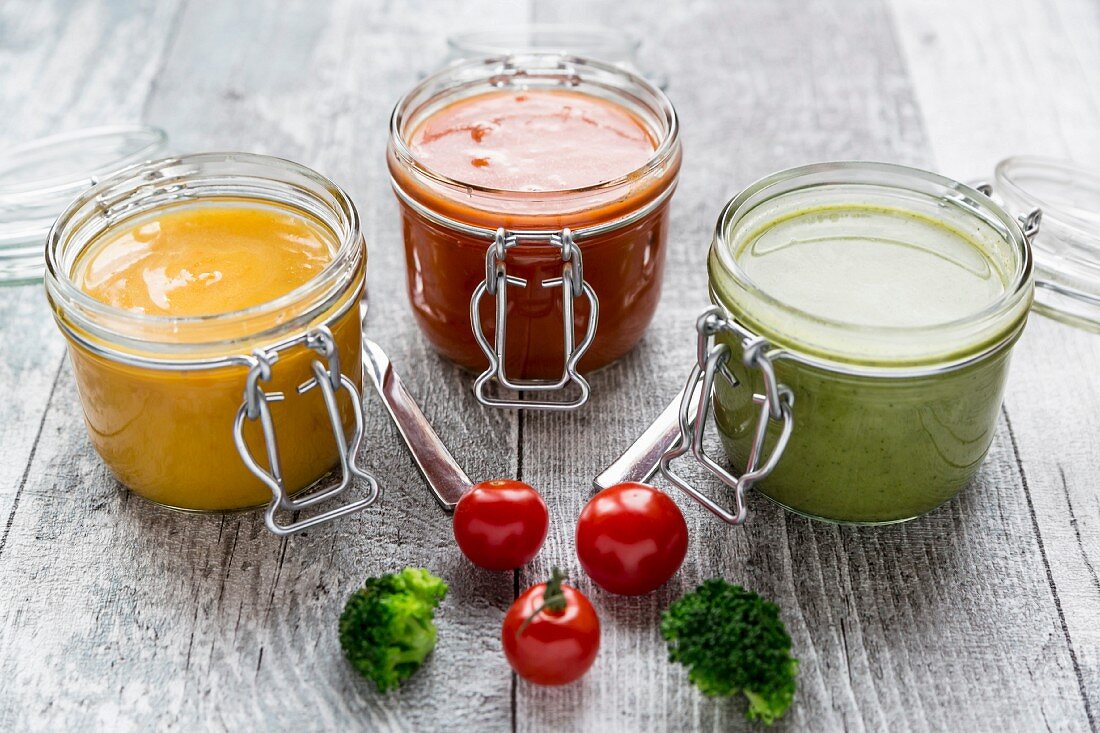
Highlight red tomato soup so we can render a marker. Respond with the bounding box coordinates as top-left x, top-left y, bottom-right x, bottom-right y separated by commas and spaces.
407, 90, 657, 192
388, 56, 681, 393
